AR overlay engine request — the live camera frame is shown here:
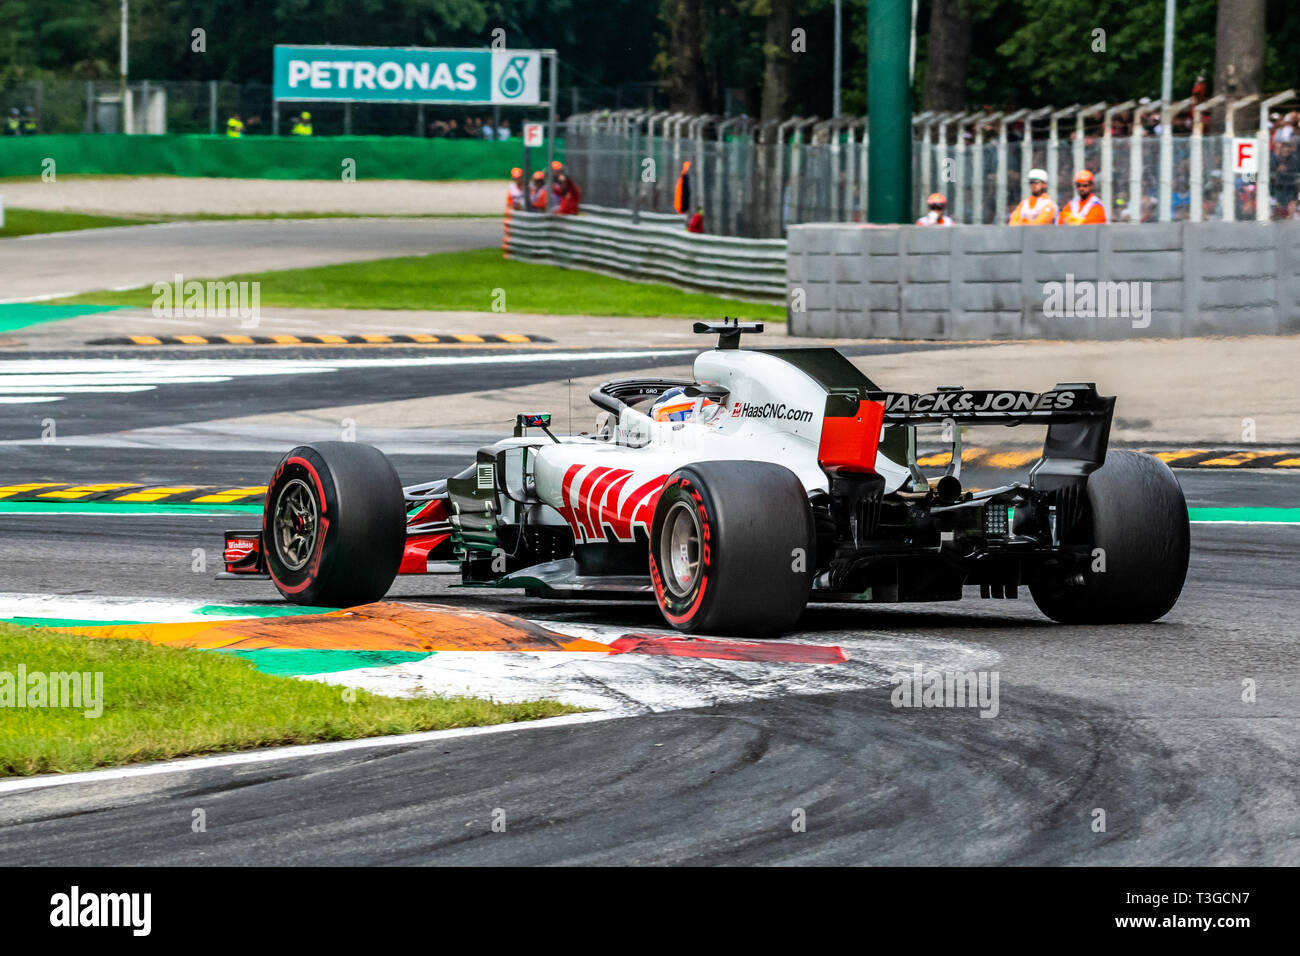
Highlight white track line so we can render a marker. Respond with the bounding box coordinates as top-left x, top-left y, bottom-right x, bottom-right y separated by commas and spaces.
0, 711, 626, 795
